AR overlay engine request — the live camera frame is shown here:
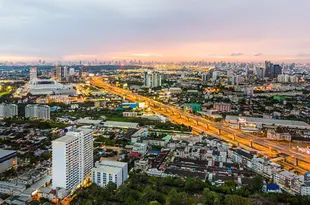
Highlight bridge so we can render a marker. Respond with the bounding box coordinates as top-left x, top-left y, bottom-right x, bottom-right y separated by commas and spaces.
90, 77, 310, 173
